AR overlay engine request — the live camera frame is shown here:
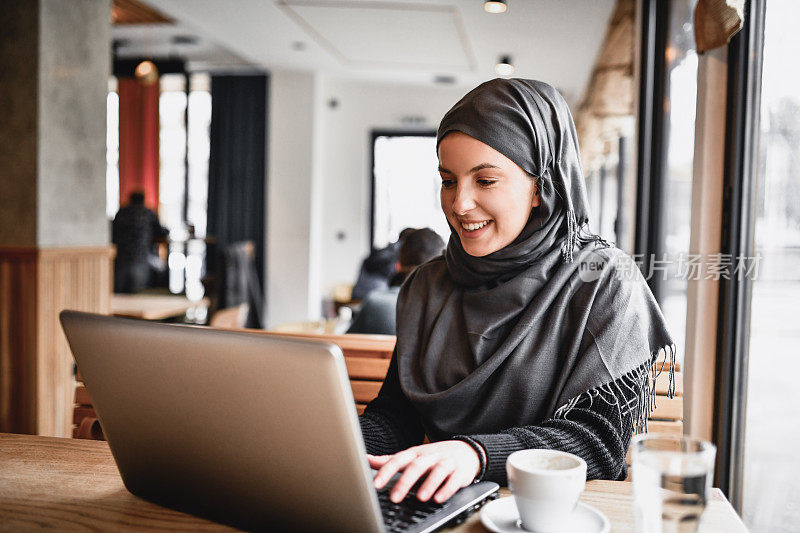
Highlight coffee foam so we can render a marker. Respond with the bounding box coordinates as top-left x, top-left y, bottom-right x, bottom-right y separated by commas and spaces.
519, 454, 579, 471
